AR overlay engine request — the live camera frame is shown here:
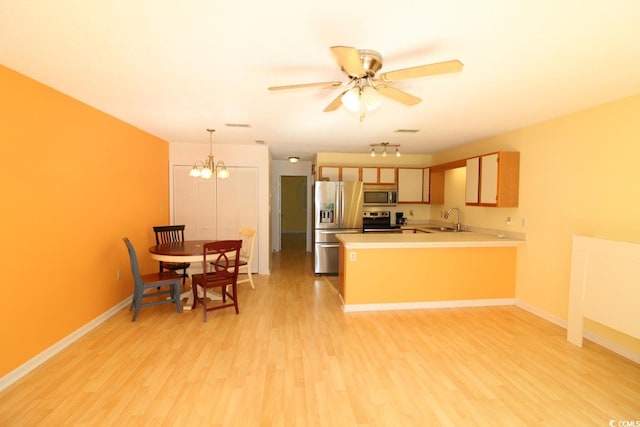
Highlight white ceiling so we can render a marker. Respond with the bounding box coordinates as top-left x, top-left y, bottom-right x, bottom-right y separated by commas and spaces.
2, 1, 640, 161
